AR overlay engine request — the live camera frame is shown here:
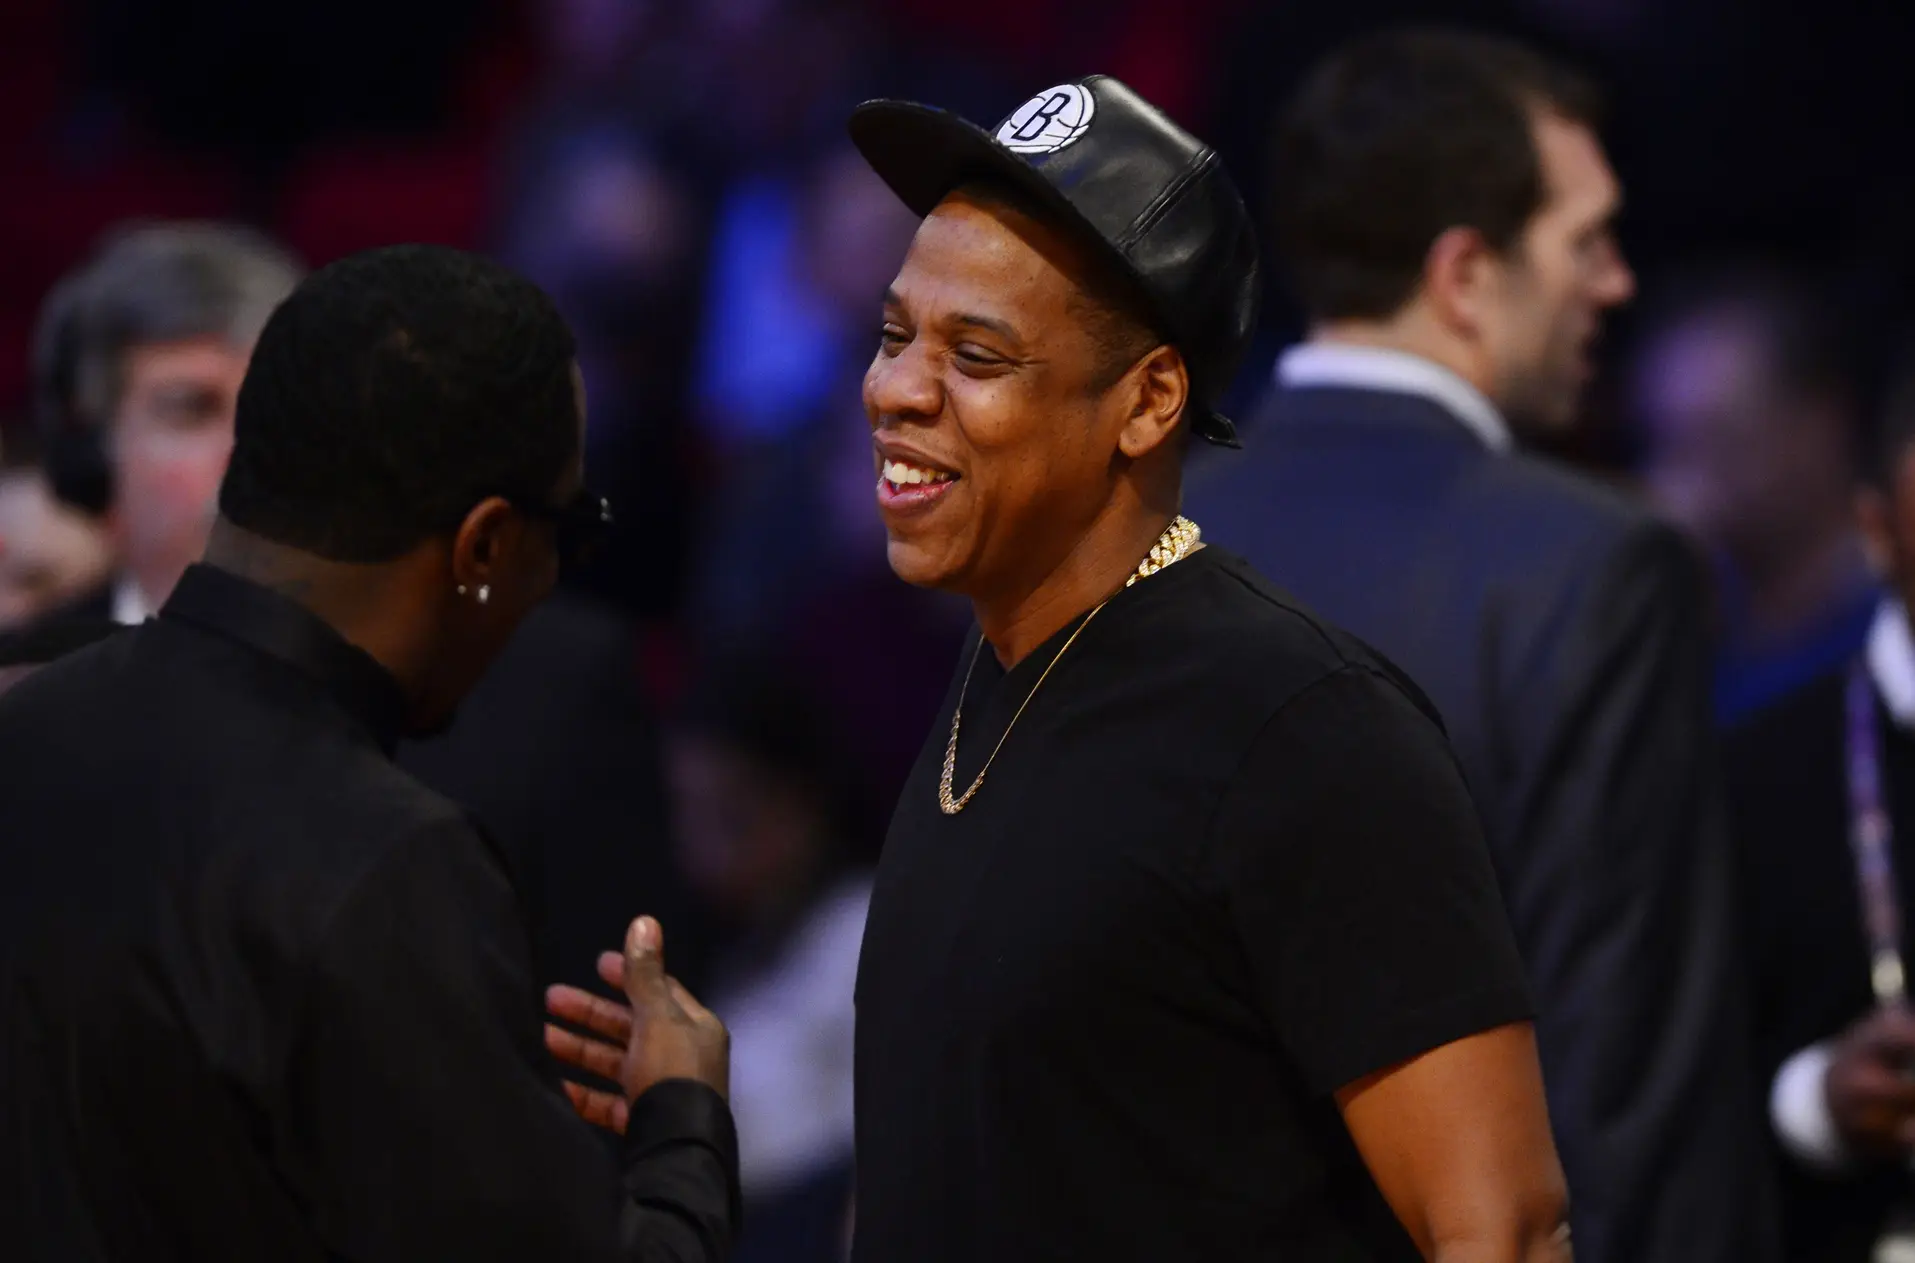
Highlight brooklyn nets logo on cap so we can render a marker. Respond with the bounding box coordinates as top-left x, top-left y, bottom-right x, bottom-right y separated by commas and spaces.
996, 84, 1096, 155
